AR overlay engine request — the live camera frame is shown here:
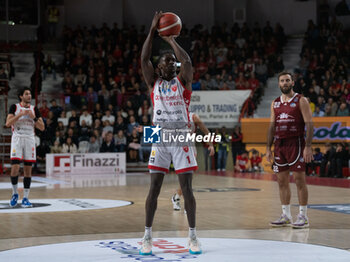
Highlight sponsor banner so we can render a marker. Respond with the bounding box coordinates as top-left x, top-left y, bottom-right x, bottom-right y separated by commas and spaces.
0, 238, 350, 261
307, 204, 350, 214
46, 153, 126, 175
241, 117, 350, 143
189, 90, 251, 128
0, 199, 132, 213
